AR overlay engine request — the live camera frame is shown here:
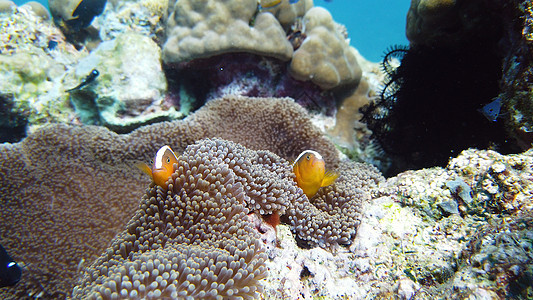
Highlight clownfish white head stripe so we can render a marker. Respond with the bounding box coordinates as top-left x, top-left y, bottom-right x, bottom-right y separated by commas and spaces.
292, 150, 322, 168
153, 145, 174, 169
292, 150, 338, 198
137, 145, 178, 189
